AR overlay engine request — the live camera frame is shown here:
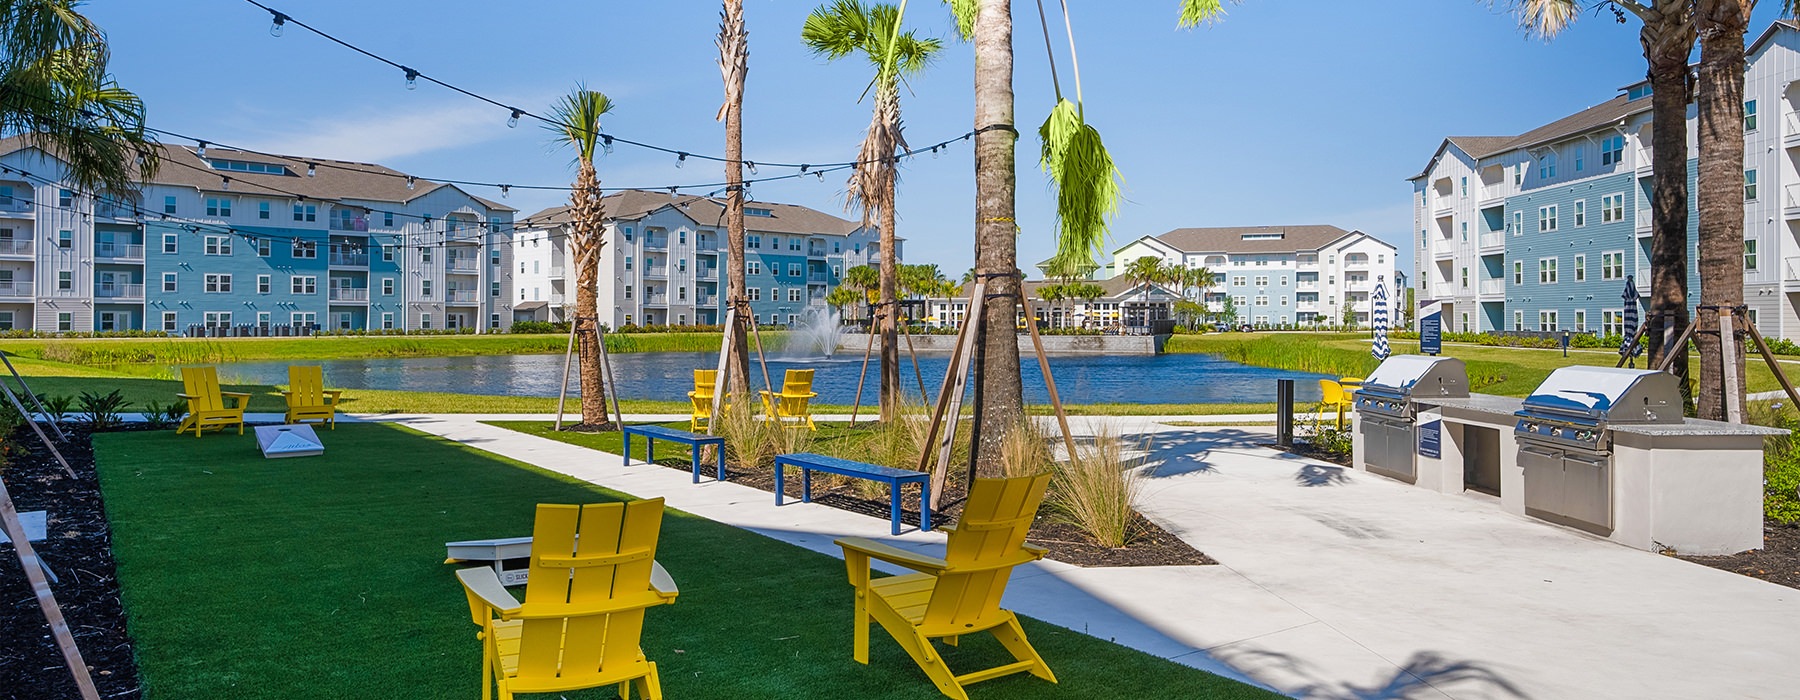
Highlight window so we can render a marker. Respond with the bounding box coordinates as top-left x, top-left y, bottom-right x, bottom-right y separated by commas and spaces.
57, 271, 70, 290
747, 287, 761, 301
204, 273, 232, 293
204, 235, 232, 256
1232, 276, 1247, 287
1573, 200, 1585, 227
257, 274, 270, 294
161, 272, 177, 293
1514, 311, 1524, 331
1460, 177, 1467, 196
490, 313, 501, 330
624, 256, 633, 271
1514, 162, 1524, 185
292, 203, 316, 222
163, 196, 177, 214
1604, 310, 1622, 336
420, 247, 430, 264
289, 312, 316, 327
1461, 221, 1468, 240
202, 311, 230, 329
1539, 310, 1558, 332
1460, 313, 1470, 333
1745, 169, 1758, 201
420, 280, 431, 297
747, 261, 762, 275
1513, 260, 1524, 284
1746, 239, 1759, 271
1538, 151, 1557, 179
490, 249, 501, 266
162, 233, 177, 253
383, 212, 394, 227
490, 281, 500, 298
1575, 310, 1587, 333
770, 236, 780, 249
747, 235, 761, 249
293, 240, 316, 258
1601, 135, 1624, 166
678, 259, 687, 273
1746, 99, 1759, 131
421, 314, 433, 329
57, 189, 73, 207
770, 287, 779, 301
1601, 193, 1624, 223
208, 159, 288, 175
257, 239, 270, 257
788, 263, 802, 277
1538, 205, 1558, 232
1254, 275, 1269, 286
382, 313, 394, 330
291, 275, 316, 294
1512, 211, 1523, 236
787, 288, 801, 302
1602, 251, 1624, 280
382, 245, 394, 262
206, 197, 232, 217
58, 312, 71, 332
382, 278, 394, 296
57, 230, 71, 248
259, 201, 270, 220
1569, 254, 1585, 282
1460, 267, 1468, 290
161, 312, 177, 333
1539, 258, 1558, 284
